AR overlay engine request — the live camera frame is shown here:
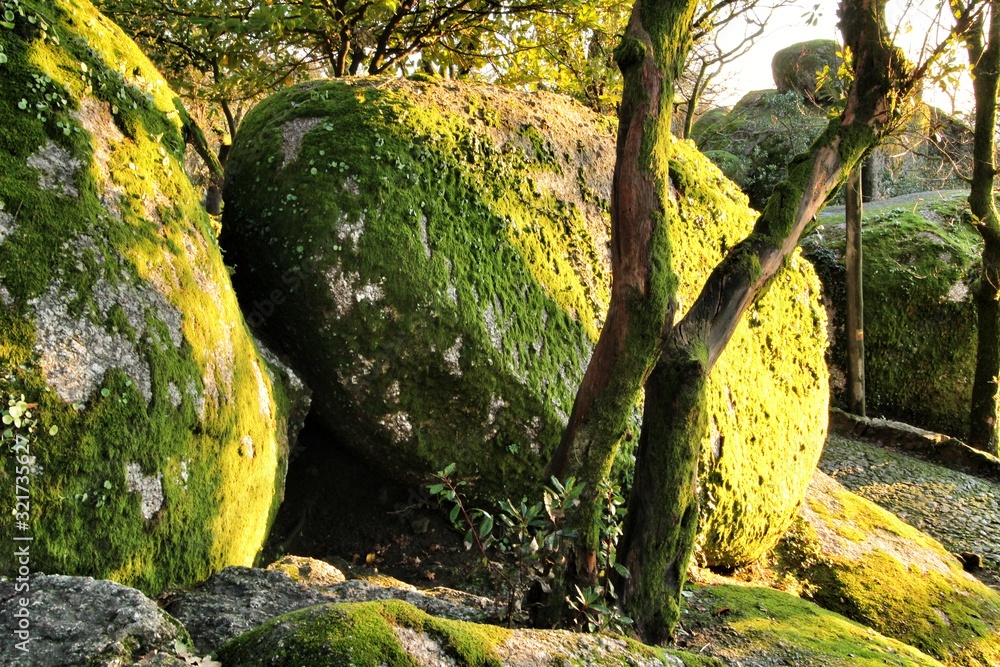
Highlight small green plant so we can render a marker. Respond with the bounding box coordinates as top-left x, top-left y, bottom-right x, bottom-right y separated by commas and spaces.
75, 479, 114, 509
429, 464, 631, 633
2, 394, 51, 452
